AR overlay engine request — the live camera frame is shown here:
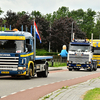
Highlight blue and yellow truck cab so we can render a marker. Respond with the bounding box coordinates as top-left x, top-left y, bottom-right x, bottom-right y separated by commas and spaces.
90, 39, 100, 67
0, 29, 53, 79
